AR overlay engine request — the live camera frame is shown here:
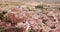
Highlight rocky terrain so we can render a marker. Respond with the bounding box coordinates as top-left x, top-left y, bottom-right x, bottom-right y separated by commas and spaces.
0, 0, 60, 32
